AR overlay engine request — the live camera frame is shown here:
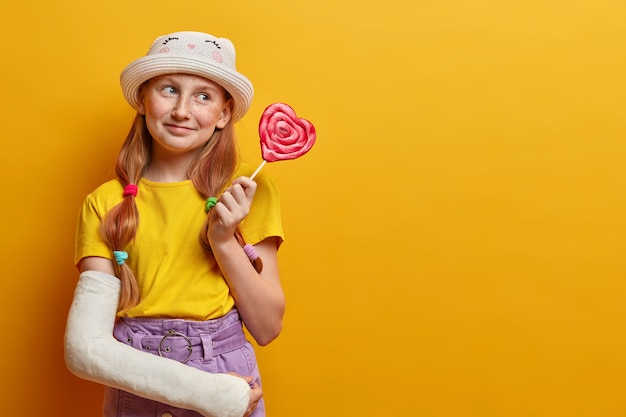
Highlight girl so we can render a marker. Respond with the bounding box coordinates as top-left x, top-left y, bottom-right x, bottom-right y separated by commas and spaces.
64, 31, 284, 417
